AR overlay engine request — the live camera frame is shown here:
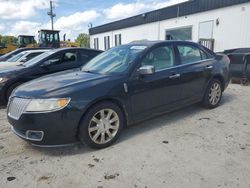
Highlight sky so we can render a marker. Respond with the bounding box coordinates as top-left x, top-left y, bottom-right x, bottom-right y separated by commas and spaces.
0, 0, 187, 41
